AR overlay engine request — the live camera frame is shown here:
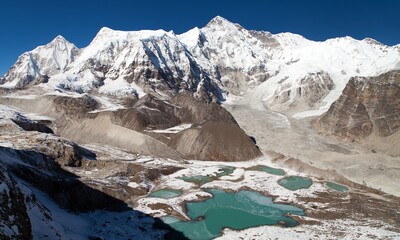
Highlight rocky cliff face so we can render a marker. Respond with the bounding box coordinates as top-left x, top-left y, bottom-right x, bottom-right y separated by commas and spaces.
268, 71, 334, 112
178, 17, 273, 96
315, 70, 400, 141
0, 161, 32, 239
0, 111, 86, 239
